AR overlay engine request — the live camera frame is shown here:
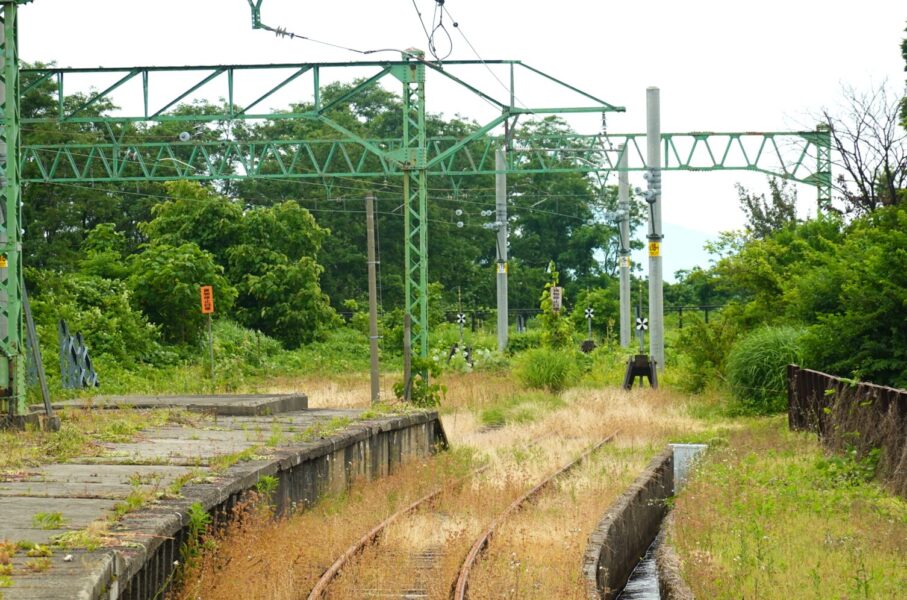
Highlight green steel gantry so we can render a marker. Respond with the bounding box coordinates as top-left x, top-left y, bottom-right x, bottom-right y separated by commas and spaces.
0, 0, 832, 418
